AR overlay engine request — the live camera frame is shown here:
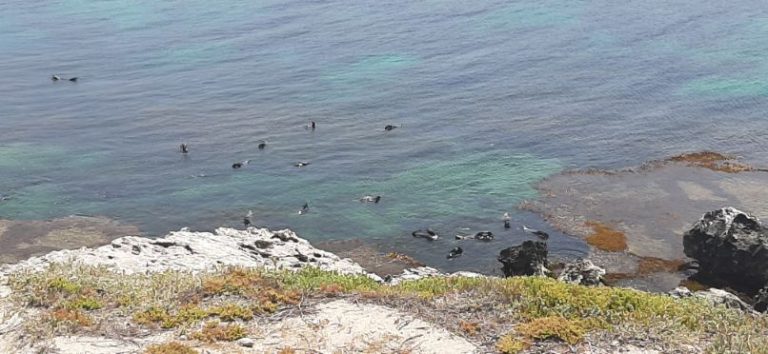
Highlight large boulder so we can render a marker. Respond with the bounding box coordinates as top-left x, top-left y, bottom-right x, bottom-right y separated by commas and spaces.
557, 259, 605, 286
498, 240, 548, 277
683, 207, 768, 294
